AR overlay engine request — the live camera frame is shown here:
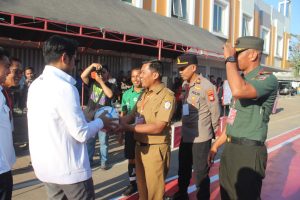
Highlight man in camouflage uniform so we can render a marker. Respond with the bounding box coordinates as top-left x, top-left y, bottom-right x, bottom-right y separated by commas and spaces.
172, 53, 220, 200
208, 36, 278, 200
